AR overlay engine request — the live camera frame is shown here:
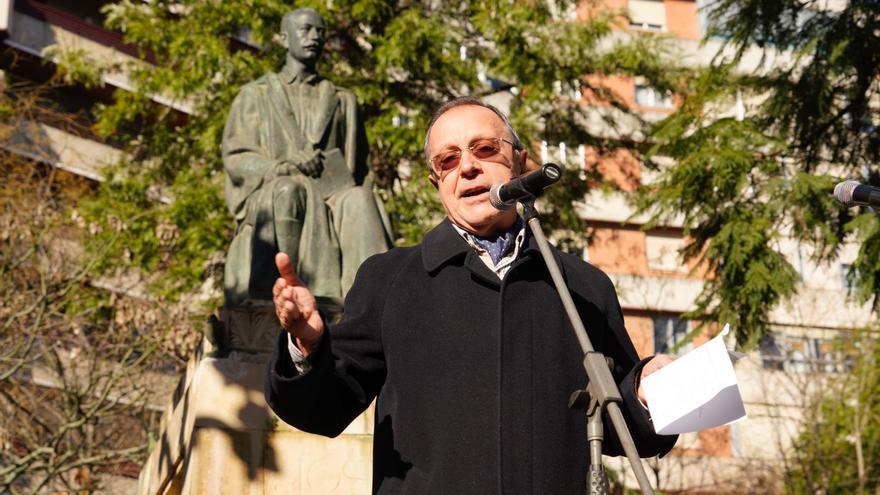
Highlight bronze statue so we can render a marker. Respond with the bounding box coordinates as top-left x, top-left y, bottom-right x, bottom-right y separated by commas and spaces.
222, 8, 391, 310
